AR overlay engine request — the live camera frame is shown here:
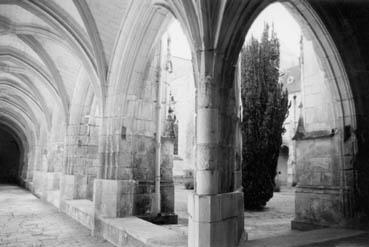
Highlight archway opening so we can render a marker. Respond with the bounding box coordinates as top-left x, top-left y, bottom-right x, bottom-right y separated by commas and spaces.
240, 1, 355, 240
0, 126, 22, 184
158, 19, 196, 230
